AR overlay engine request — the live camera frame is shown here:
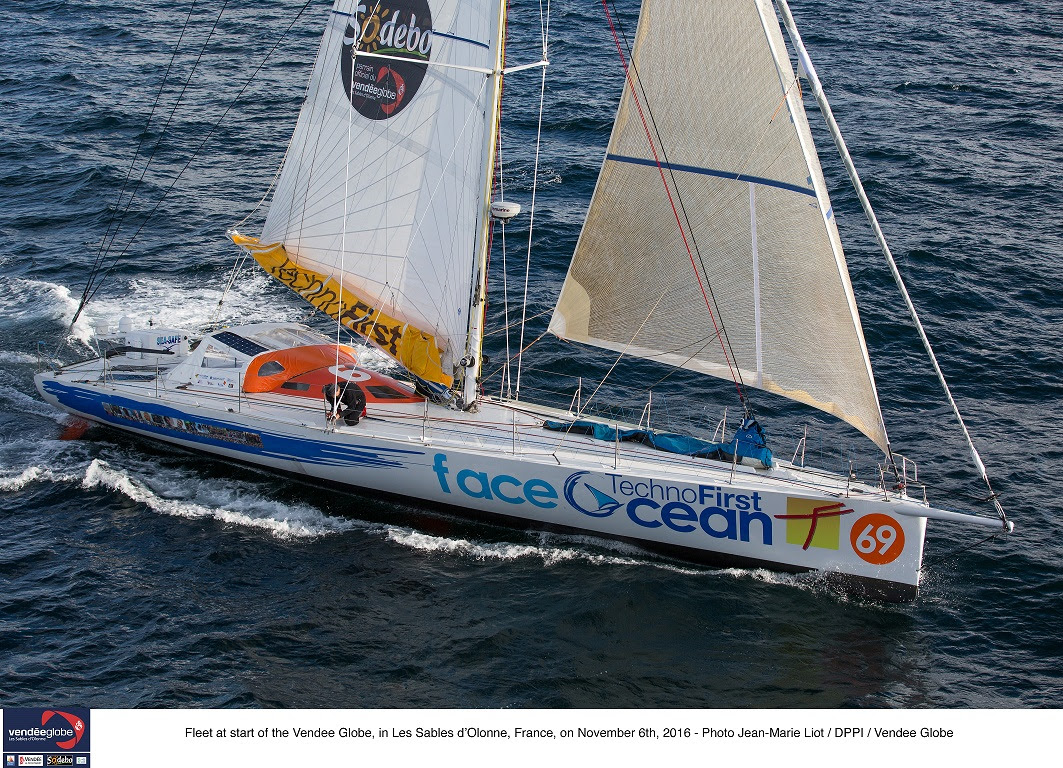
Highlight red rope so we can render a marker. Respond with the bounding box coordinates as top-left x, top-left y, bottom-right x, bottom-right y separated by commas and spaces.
600, 0, 745, 402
